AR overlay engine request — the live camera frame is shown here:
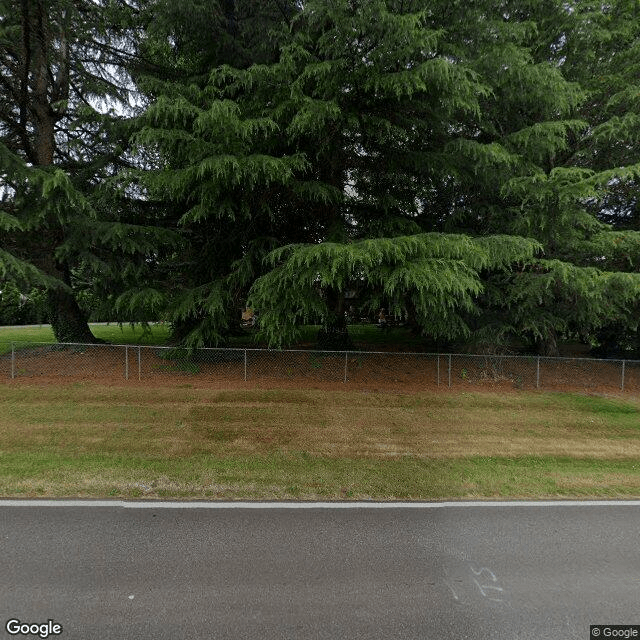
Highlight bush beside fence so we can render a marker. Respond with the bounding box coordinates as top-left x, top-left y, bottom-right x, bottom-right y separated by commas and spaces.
1, 341, 639, 393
